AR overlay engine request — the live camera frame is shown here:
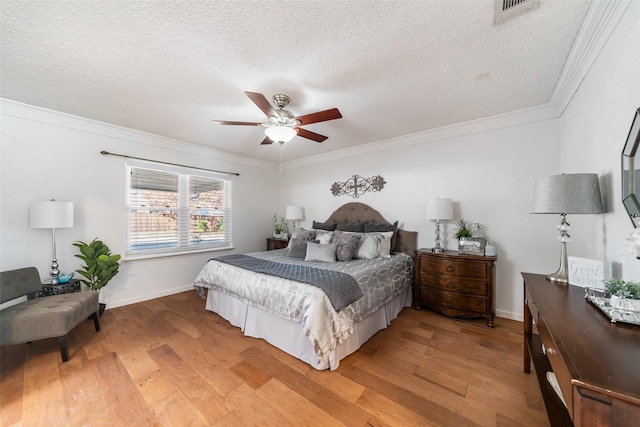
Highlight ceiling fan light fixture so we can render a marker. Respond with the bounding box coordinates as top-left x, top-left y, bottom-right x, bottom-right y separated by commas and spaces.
264, 126, 297, 144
